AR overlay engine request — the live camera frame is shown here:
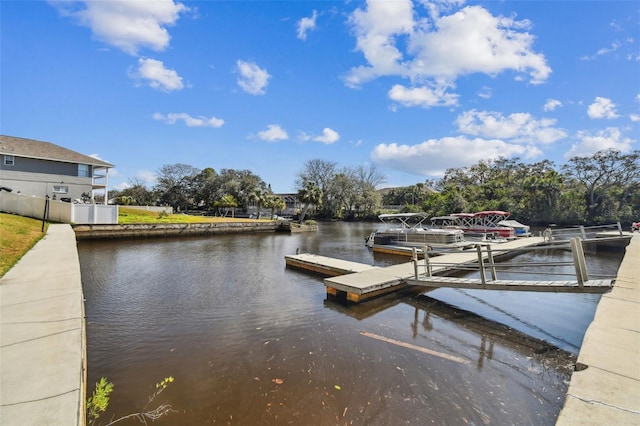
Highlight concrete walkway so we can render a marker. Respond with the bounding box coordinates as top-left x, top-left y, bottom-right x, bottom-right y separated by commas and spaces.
0, 224, 85, 425
556, 233, 640, 425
